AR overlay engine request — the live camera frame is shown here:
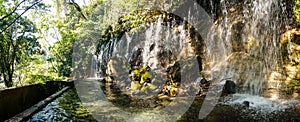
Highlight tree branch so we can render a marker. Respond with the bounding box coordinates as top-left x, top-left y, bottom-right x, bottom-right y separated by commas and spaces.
69, 0, 87, 20
0, 0, 26, 22
0, 0, 42, 34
